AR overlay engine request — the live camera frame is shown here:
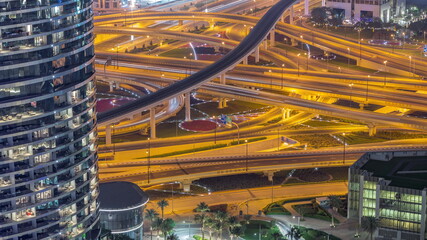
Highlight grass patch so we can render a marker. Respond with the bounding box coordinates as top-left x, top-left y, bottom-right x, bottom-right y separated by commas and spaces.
289, 134, 341, 148
230, 137, 267, 145
296, 226, 341, 240
193, 100, 266, 116
159, 48, 194, 58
